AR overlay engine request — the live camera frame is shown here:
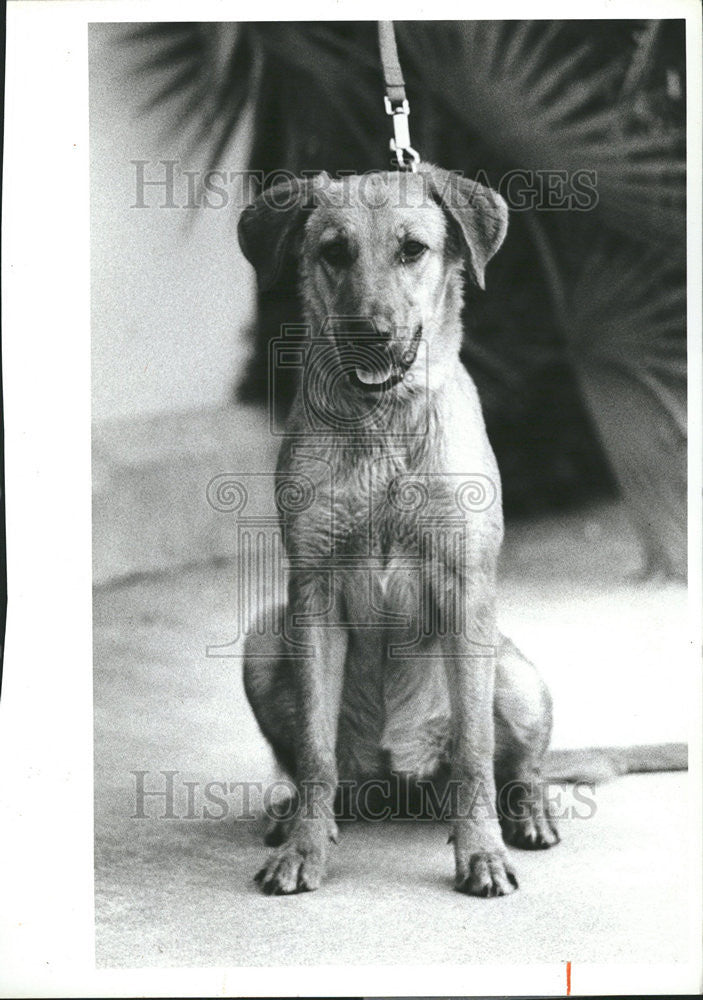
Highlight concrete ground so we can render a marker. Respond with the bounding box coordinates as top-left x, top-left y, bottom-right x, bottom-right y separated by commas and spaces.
93, 502, 690, 968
